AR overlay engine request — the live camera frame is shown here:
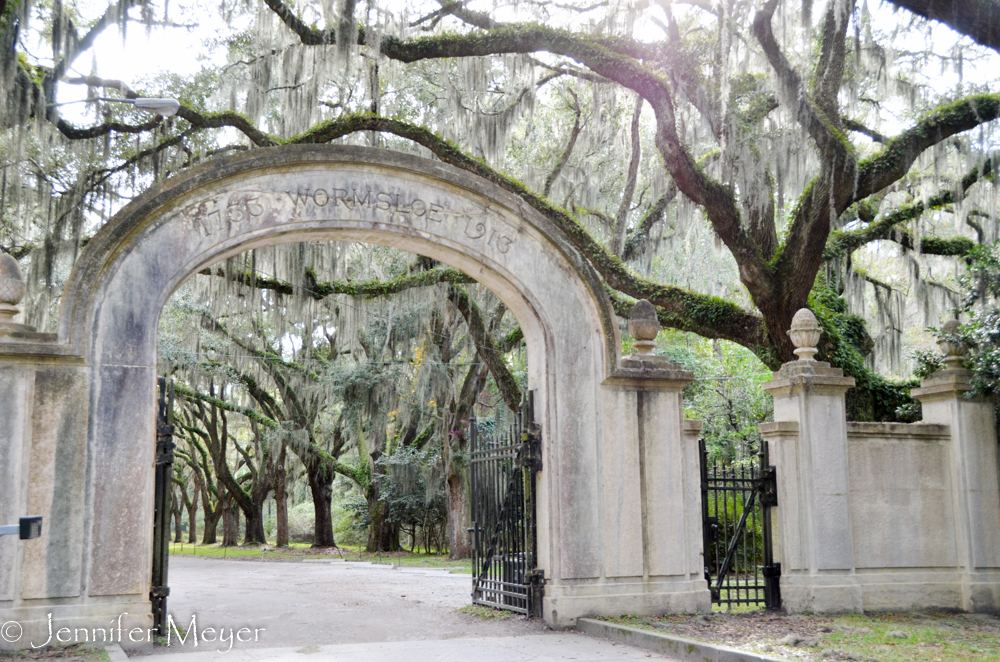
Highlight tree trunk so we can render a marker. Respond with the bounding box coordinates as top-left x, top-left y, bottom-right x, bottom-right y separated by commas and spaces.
202, 505, 221, 545
198, 474, 221, 545
307, 462, 336, 547
172, 489, 183, 543
243, 501, 268, 545
446, 473, 471, 559
222, 492, 240, 546
366, 496, 398, 552
186, 487, 198, 544
275, 445, 289, 547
